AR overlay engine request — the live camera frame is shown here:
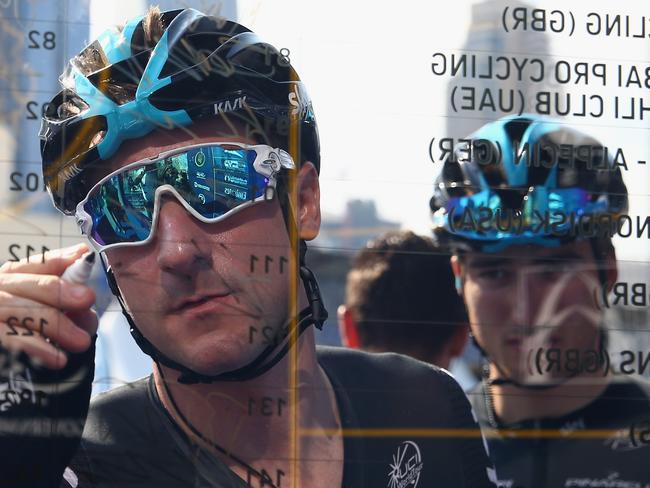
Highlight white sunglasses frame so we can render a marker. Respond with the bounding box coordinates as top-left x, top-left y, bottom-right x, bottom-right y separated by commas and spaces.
75, 142, 295, 252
